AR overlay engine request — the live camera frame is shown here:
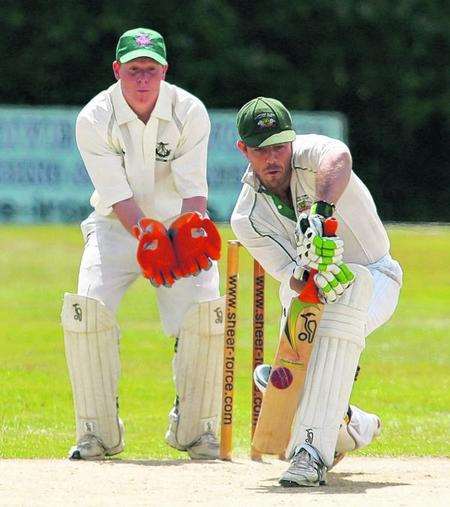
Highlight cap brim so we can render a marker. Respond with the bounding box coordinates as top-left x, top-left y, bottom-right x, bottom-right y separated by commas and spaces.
257, 130, 296, 147
119, 49, 167, 65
